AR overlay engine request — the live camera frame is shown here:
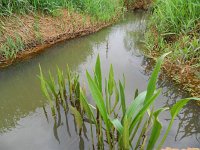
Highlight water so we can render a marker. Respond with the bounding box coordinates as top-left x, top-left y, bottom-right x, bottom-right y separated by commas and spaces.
0, 12, 199, 149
